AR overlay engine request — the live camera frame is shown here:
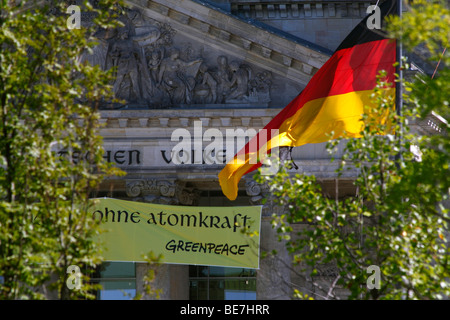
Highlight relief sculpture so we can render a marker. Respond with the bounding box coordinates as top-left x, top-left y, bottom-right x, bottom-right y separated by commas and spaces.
157, 49, 203, 105
84, 8, 273, 109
